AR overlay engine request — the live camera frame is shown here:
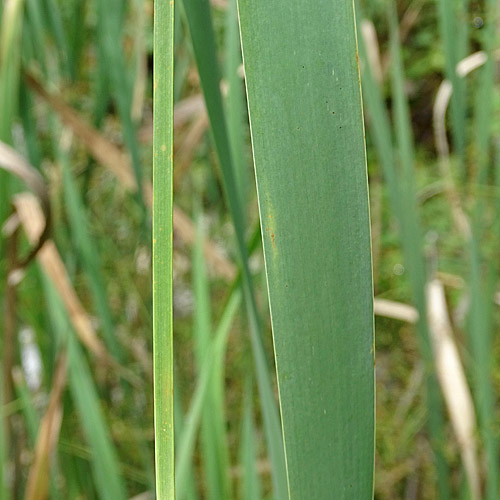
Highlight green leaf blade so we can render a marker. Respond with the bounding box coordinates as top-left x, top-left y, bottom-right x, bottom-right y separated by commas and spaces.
153, 0, 175, 498
238, 1, 374, 498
